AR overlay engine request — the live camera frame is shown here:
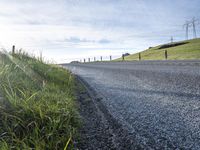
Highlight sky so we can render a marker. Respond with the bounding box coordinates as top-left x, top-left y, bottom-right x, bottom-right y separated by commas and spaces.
0, 0, 200, 63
